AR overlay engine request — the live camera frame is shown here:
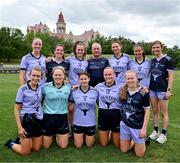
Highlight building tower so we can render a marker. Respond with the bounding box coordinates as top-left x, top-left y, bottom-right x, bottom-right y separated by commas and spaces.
56, 12, 66, 34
